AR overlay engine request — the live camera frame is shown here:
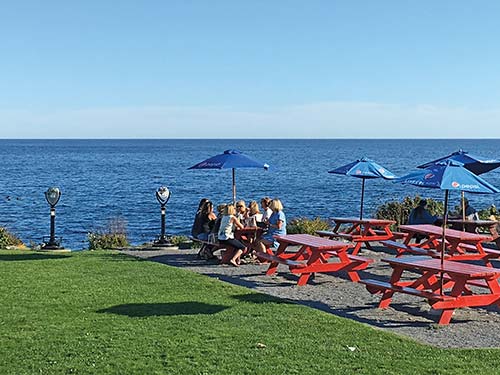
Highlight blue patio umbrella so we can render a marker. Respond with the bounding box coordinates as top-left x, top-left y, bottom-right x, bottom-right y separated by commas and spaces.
394, 160, 499, 270
418, 149, 500, 175
418, 149, 500, 221
329, 157, 396, 219
188, 149, 269, 204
